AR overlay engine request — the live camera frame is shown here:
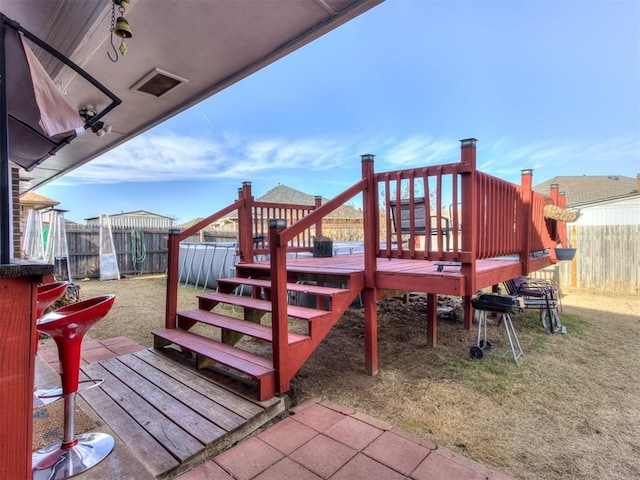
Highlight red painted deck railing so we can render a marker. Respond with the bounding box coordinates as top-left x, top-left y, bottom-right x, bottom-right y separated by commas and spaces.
164, 139, 563, 383
375, 162, 464, 261
251, 201, 317, 255
474, 171, 522, 259
164, 184, 322, 326
530, 190, 554, 253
